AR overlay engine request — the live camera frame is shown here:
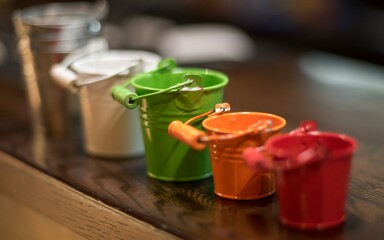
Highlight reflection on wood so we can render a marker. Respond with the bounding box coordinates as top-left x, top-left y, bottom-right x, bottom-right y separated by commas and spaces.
1, 45, 384, 239
0, 151, 179, 240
